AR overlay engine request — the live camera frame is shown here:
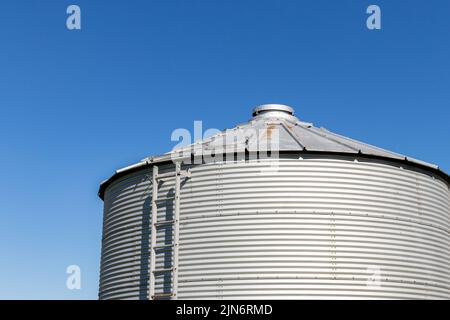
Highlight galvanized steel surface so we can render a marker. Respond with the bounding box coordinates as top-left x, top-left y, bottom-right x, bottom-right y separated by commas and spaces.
99, 156, 450, 299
